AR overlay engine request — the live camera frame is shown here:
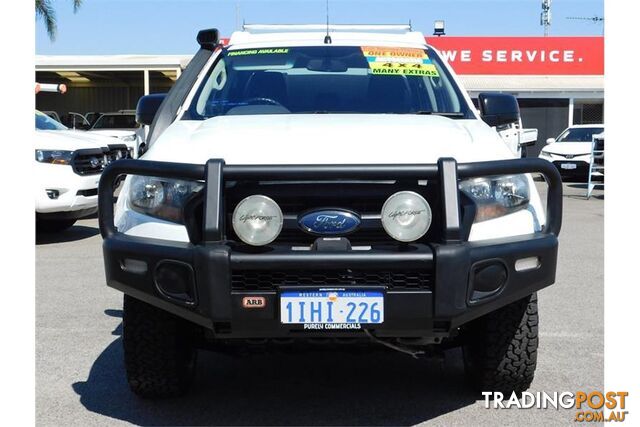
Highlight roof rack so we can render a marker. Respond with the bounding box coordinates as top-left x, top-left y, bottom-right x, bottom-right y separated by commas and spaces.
242, 24, 413, 34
